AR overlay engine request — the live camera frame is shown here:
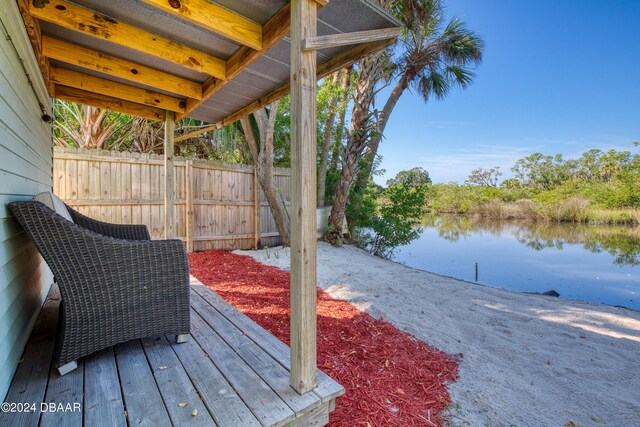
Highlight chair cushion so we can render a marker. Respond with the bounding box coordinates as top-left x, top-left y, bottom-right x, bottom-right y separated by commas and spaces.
33, 192, 74, 223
